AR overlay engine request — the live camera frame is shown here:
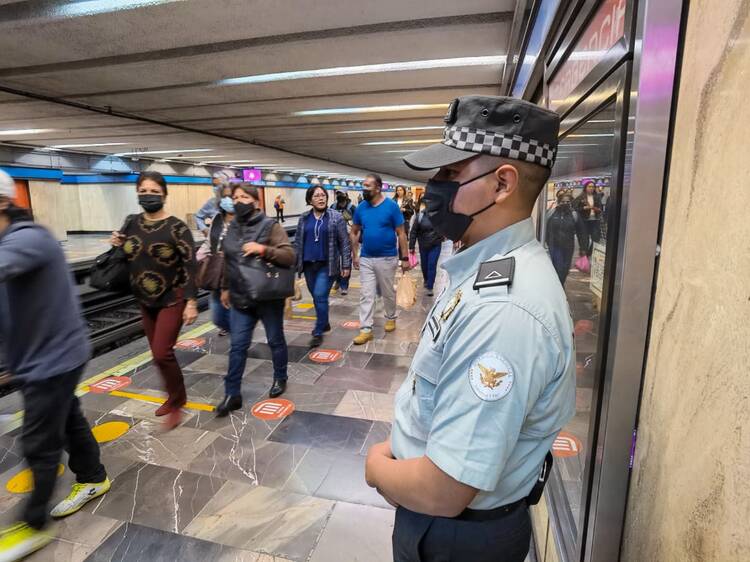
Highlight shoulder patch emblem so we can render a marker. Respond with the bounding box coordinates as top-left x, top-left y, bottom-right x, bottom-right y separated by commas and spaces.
473, 257, 515, 290
468, 352, 514, 401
